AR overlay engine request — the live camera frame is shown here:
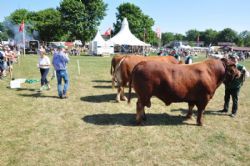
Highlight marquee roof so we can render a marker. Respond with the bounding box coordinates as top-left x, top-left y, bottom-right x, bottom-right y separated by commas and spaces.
108, 18, 150, 46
